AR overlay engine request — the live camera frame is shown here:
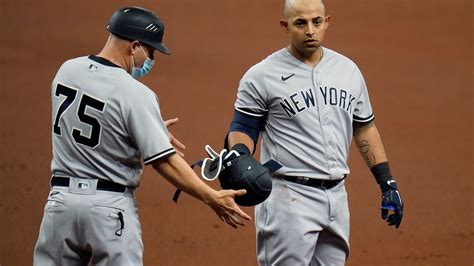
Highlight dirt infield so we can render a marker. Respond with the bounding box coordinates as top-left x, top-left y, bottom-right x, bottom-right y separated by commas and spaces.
0, 0, 472, 265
